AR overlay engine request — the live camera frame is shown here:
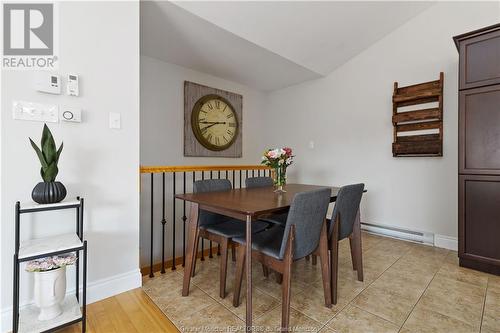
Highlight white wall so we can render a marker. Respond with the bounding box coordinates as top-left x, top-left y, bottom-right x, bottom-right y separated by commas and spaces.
140, 55, 267, 265
0, 2, 140, 331
263, 2, 500, 247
